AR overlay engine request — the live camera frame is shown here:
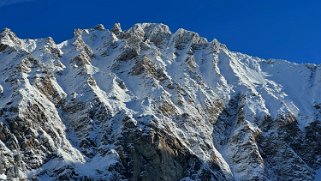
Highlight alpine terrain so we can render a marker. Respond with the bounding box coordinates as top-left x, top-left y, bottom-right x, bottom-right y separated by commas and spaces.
1, 23, 321, 181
